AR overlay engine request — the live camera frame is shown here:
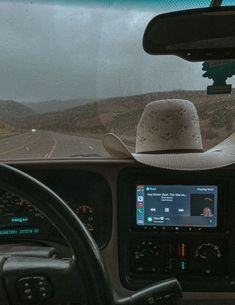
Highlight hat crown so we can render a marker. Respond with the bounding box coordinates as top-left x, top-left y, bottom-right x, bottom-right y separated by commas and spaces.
136, 99, 203, 153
